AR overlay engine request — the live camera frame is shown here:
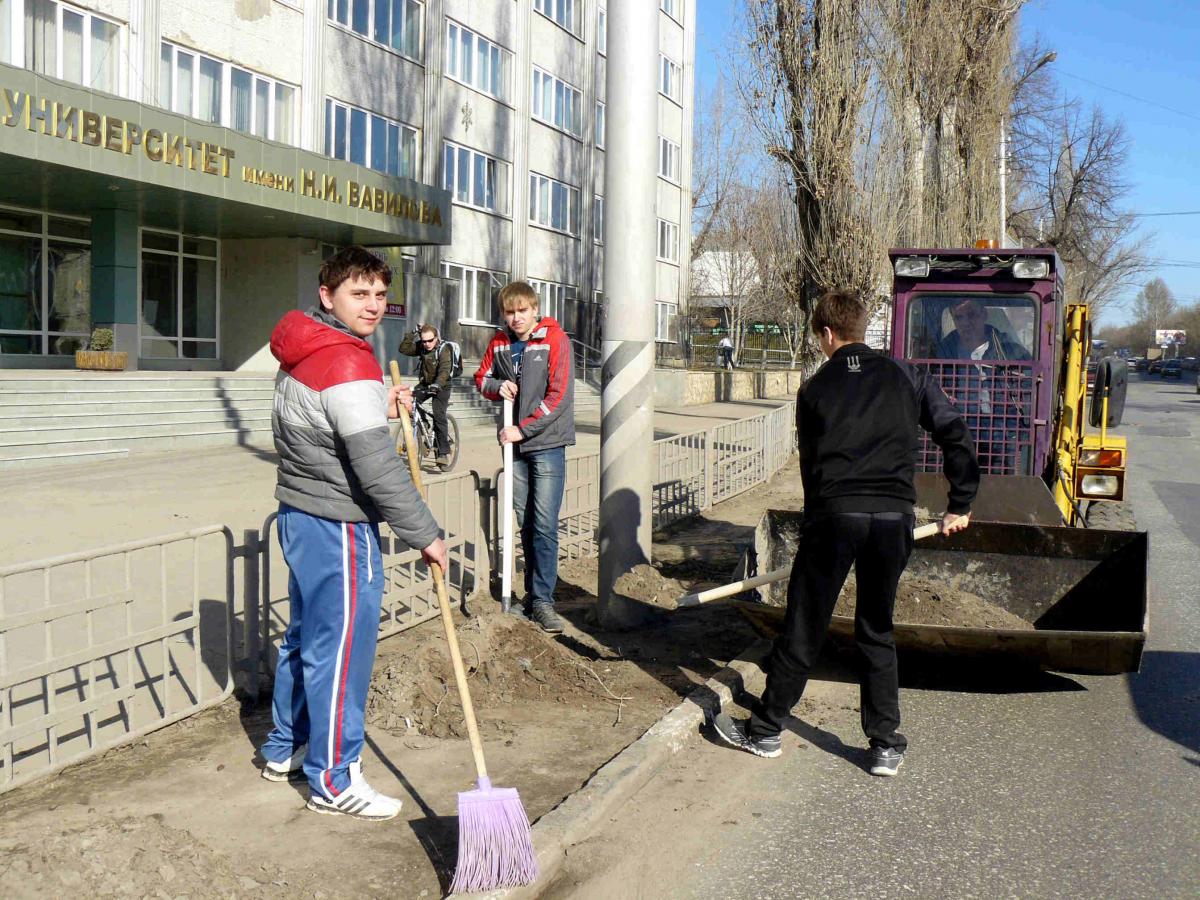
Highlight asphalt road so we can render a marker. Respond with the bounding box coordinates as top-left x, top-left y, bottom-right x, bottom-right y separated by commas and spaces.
545, 377, 1200, 900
